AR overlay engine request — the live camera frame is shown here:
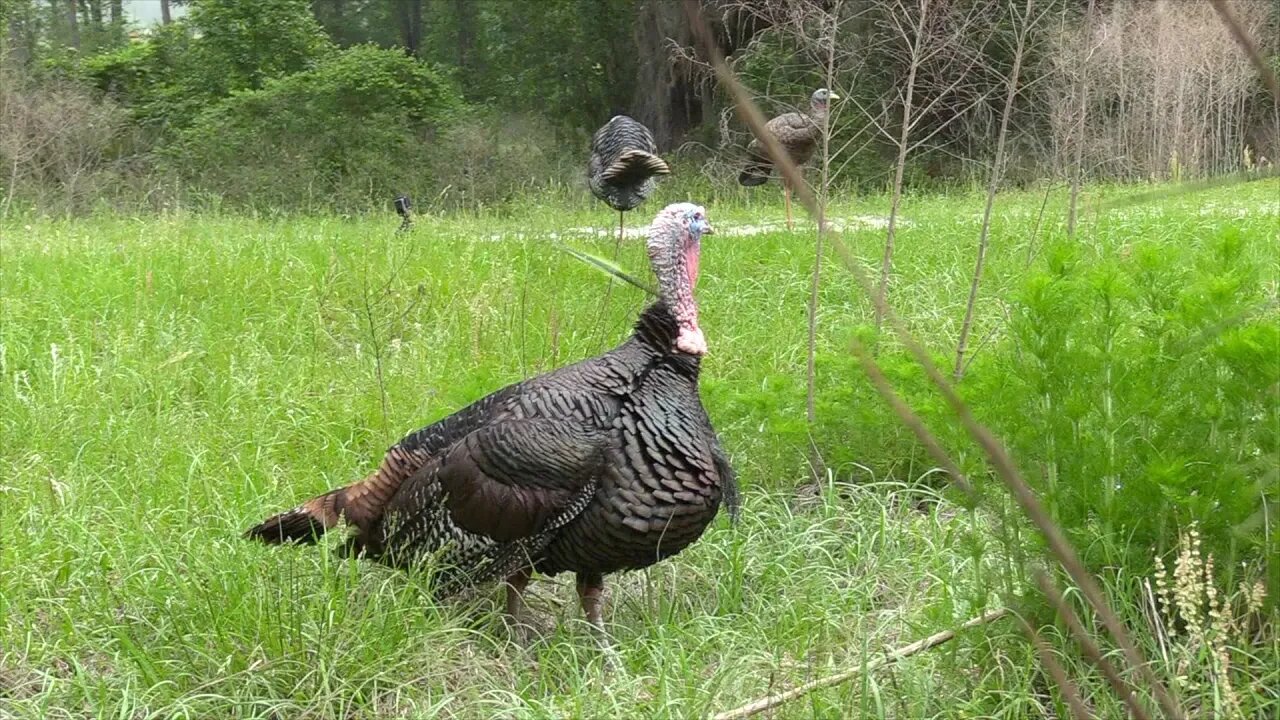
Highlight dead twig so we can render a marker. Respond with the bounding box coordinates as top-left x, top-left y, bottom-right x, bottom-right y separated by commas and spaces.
1208, 0, 1280, 103
711, 608, 1010, 720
